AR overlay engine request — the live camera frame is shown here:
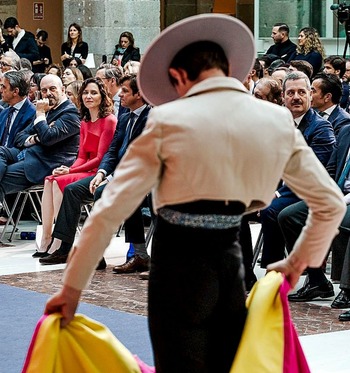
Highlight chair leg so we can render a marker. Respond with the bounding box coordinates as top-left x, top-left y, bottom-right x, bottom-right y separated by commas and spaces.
145, 220, 155, 249
0, 192, 23, 242
252, 228, 264, 268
